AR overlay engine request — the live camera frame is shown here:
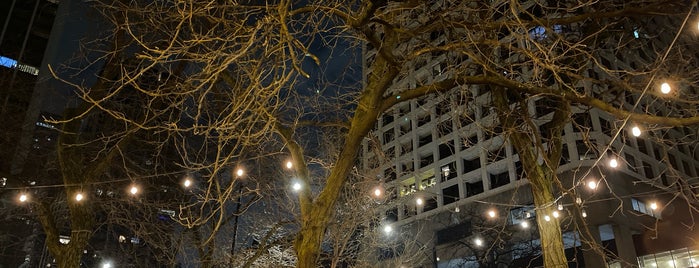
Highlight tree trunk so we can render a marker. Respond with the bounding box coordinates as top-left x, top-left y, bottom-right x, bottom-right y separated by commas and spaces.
530, 174, 568, 267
